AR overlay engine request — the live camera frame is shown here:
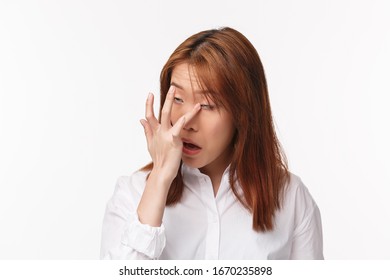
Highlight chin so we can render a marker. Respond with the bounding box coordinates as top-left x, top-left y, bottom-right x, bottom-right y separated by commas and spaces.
181, 158, 205, 169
